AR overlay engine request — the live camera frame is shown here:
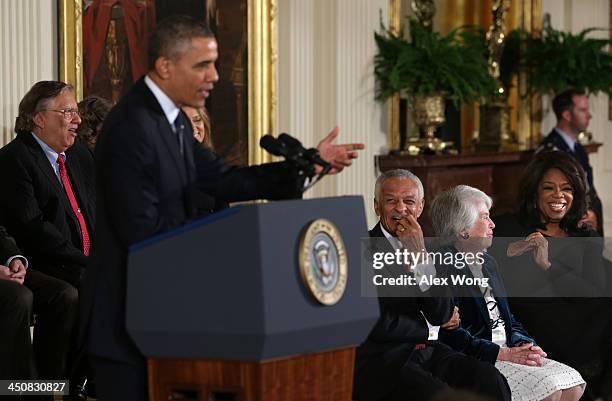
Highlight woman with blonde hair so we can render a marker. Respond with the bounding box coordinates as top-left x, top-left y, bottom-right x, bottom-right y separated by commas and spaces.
182, 106, 213, 149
